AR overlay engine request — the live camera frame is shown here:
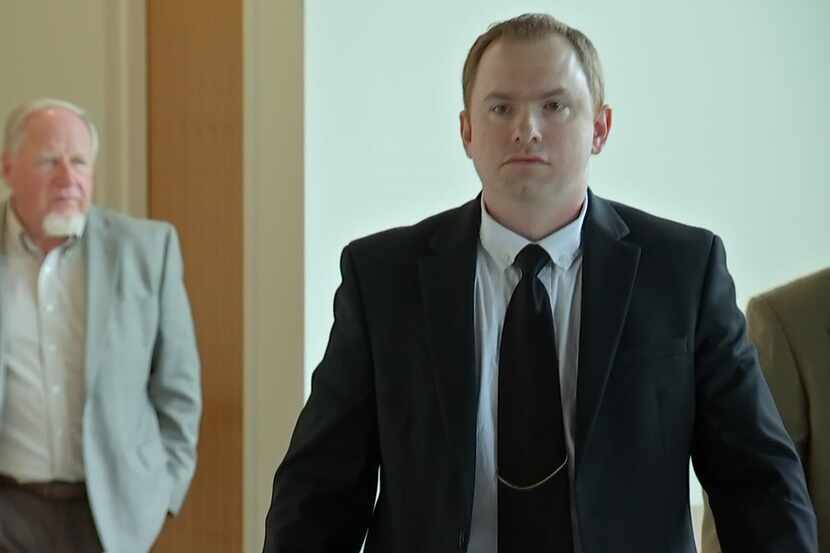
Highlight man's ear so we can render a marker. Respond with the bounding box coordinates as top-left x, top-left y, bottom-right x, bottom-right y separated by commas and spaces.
1, 151, 12, 183
591, 105, 612, 155
460, 110, 473, 159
